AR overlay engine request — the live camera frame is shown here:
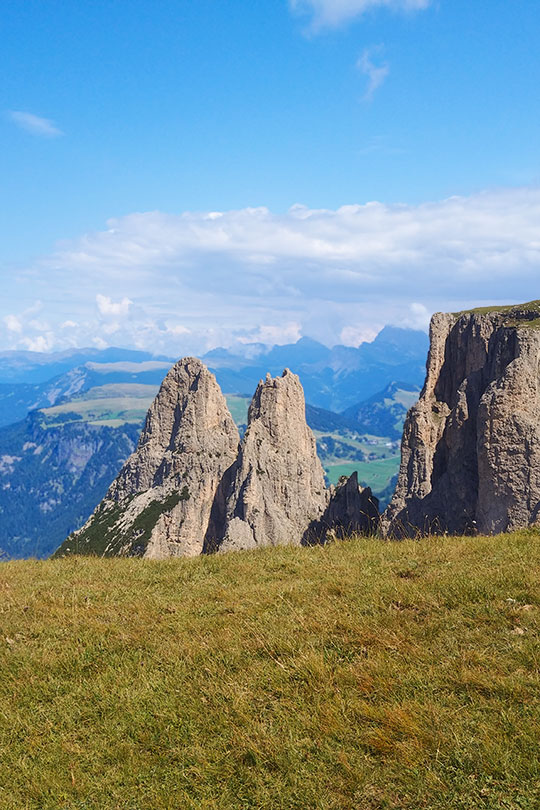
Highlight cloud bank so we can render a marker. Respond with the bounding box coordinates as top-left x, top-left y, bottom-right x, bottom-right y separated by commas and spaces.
2, 187, 540, 354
